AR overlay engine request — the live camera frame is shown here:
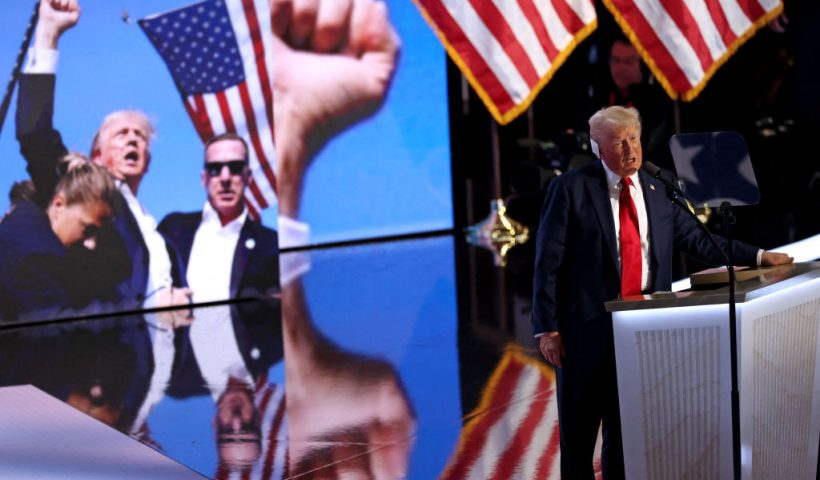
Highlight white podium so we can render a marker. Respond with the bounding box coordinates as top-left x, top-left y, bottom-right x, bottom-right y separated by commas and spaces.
606, 262, 820, 480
